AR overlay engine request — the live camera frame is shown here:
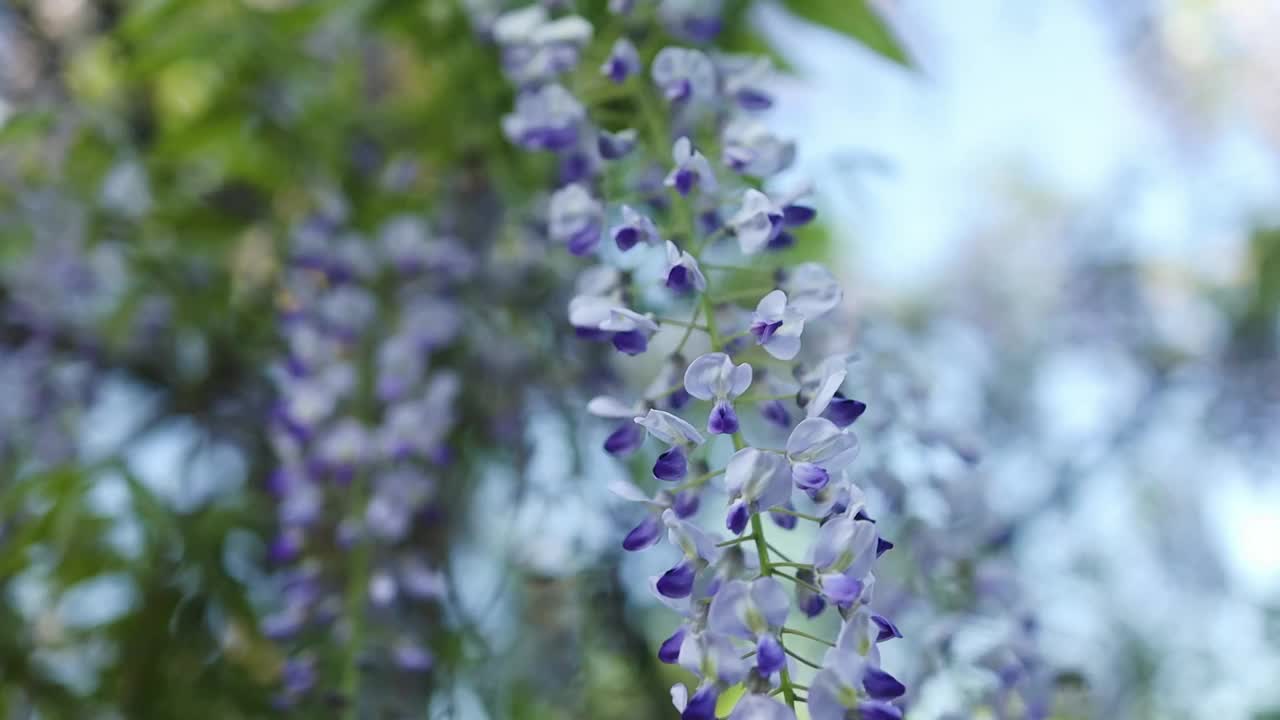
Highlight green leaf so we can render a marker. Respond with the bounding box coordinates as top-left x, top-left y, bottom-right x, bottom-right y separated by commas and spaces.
780, 0, 913, 67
